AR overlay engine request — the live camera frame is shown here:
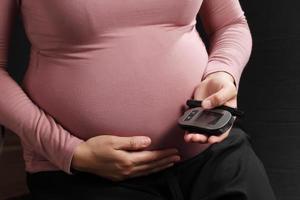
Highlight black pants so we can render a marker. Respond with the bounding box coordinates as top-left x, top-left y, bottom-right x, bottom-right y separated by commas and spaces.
26, 125, 276, 200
